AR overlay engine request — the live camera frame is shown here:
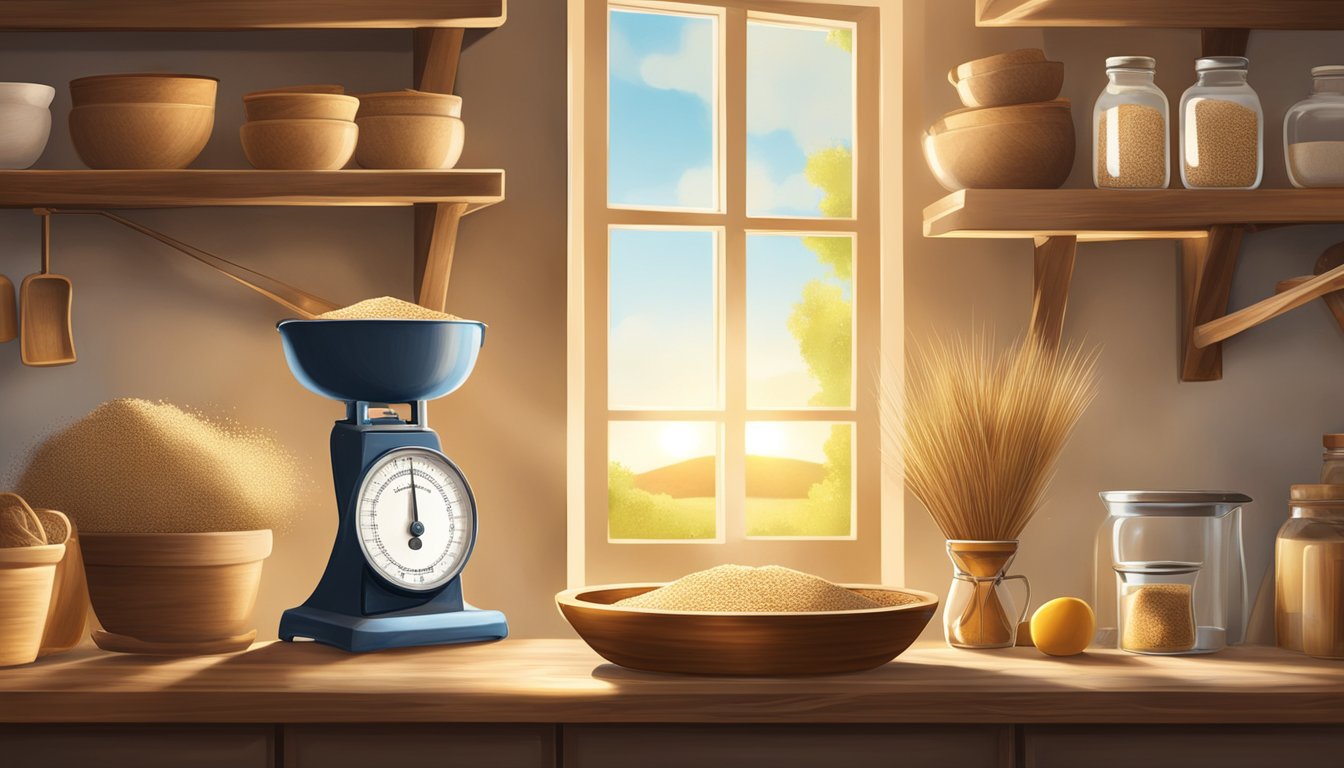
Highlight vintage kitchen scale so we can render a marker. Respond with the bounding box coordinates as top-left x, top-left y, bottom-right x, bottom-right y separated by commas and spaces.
276, 316, 508, 652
